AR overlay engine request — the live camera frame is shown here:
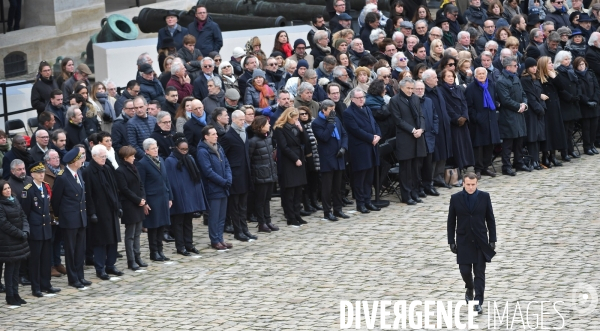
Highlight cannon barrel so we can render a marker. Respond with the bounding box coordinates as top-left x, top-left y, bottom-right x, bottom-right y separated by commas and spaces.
133, 8, 286, 34
196, 0, 328, 22
86, 14, 138, 72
